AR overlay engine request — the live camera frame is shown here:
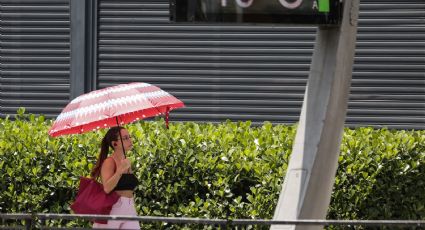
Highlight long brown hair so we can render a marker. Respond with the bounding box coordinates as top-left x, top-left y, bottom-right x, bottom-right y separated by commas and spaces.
91, 126, 124, 178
